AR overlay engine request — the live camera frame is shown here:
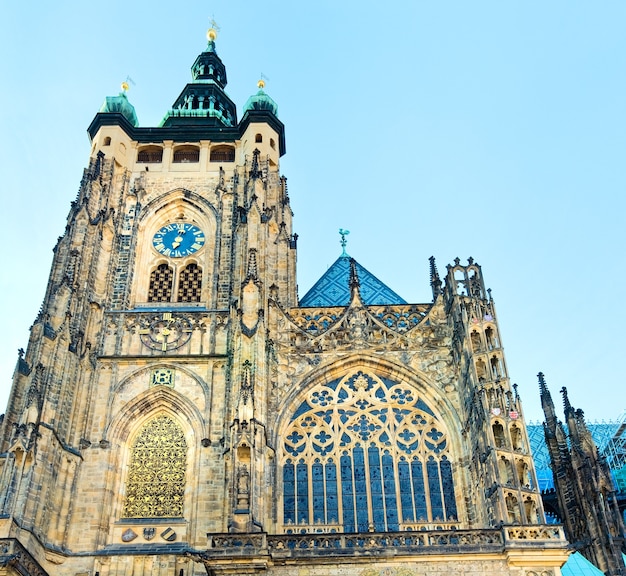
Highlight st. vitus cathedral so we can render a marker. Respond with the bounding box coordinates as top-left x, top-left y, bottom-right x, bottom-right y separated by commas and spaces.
1, 26, 615, 576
